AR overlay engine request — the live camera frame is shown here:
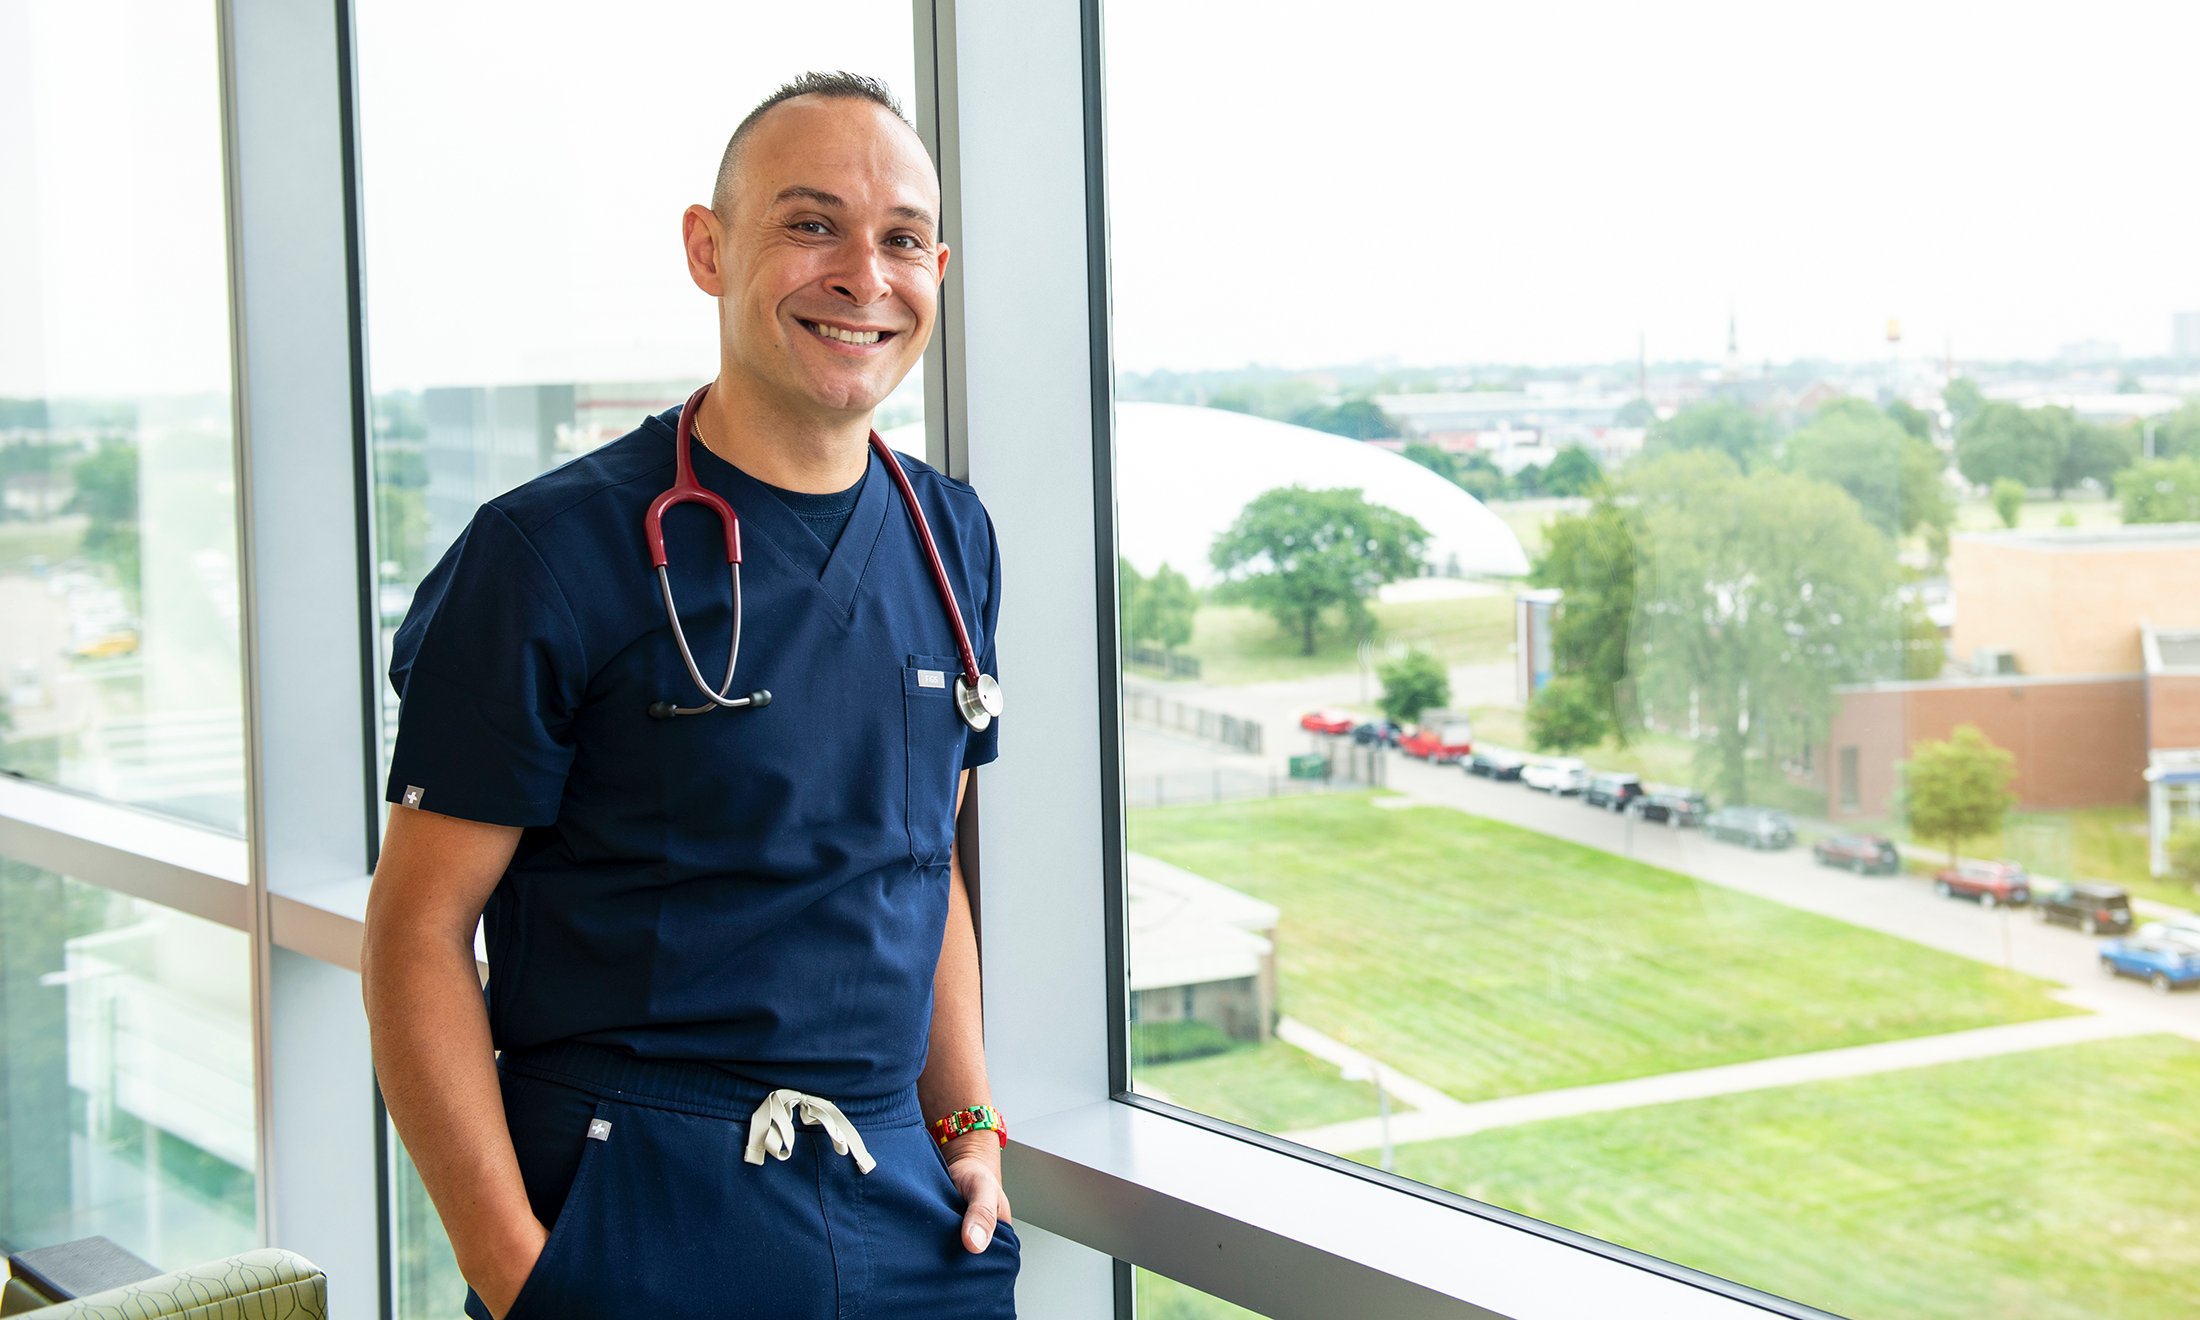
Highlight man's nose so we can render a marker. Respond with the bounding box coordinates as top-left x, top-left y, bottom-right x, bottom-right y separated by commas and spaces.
827, 240, 892, 305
